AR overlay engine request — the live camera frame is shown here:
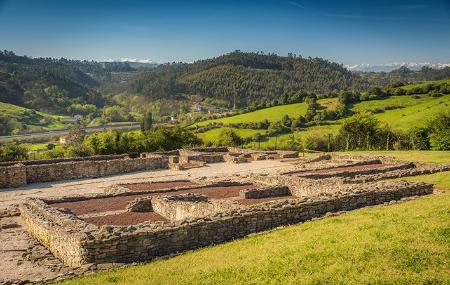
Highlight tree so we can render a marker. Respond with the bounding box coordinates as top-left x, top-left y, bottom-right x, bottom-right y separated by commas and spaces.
281, 115, 292, 128
216, 128, 243, 146
141, 111, 153, 131
337, 112, 381, 150
427, 112, 450, 150
0, 143, 29, 161
66, 124, 86, 146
